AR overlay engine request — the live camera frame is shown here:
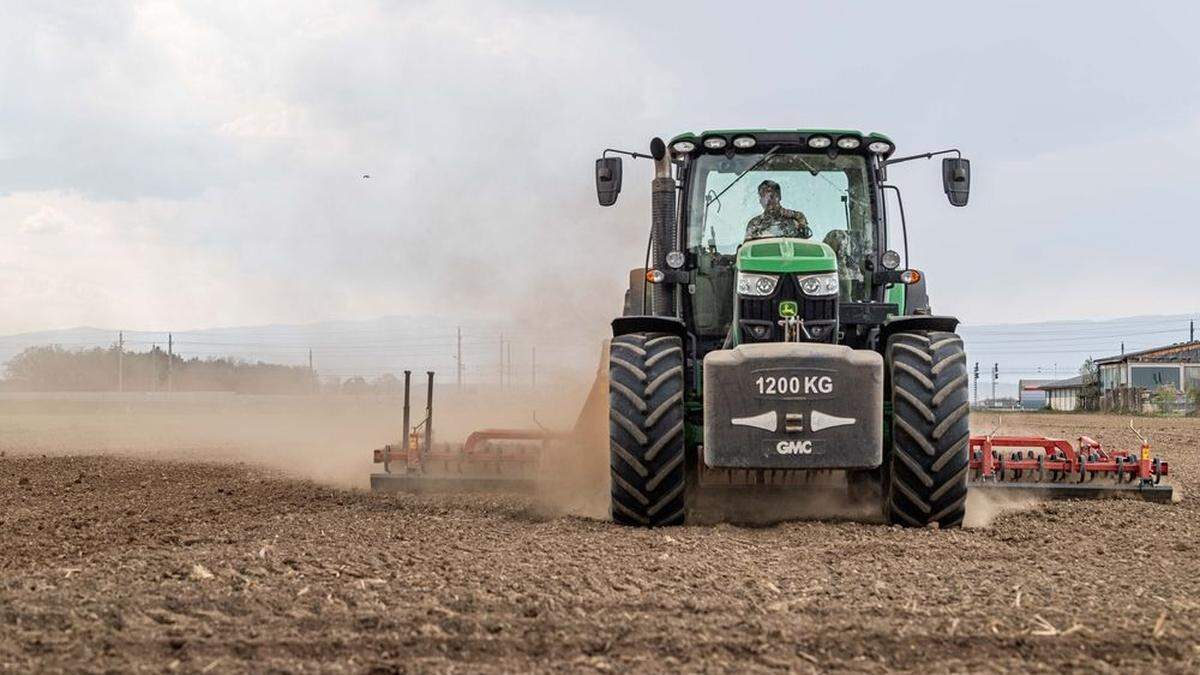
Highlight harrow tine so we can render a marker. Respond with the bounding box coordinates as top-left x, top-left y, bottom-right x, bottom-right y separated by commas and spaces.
1129, 419, 1148, 445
